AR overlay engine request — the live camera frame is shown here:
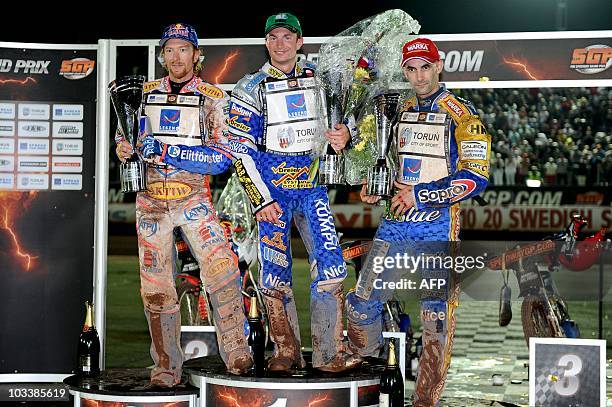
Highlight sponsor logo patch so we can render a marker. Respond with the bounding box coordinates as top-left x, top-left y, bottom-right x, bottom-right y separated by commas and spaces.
183, 202, 210, 221
159, 109, 181, 131
418, 179, 477, 204
262, 246, 289, 267
261, 232, 287, 251
570, 44, 612, 74
285, 93, 307, 118
460, 140, 488, 161
402, 157, 422, 183
147, 181, 192, 200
